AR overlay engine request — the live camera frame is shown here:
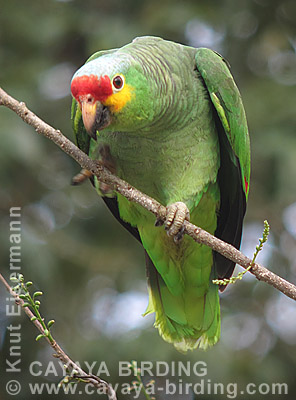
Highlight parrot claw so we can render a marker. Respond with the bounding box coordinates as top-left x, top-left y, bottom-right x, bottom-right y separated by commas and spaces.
173, 226, 186, 244
164, 202, 190, 240
154, 218, 164, 227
